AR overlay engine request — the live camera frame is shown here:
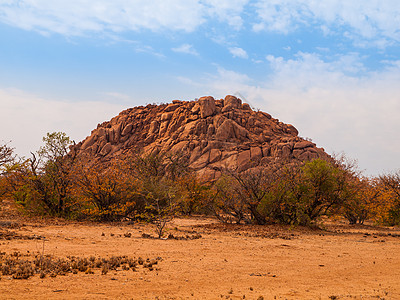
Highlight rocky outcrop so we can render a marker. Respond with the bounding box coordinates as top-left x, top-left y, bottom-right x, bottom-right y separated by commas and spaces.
71, 95, 329, 181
